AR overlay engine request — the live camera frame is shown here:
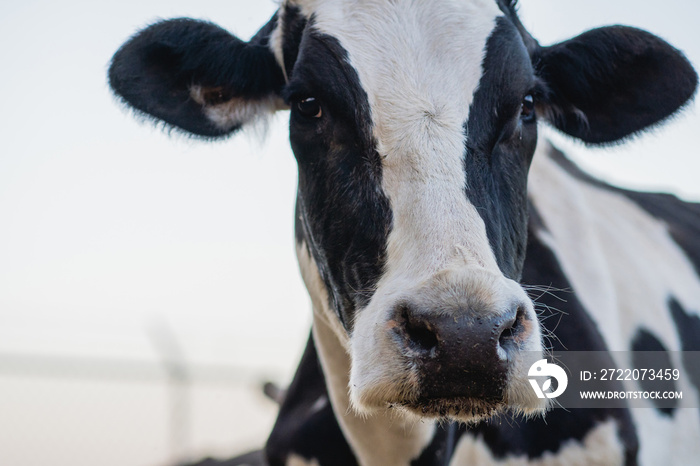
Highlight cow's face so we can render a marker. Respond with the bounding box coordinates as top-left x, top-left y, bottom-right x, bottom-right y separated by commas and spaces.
109, 0, 698, 422
282, 0, 543, 419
